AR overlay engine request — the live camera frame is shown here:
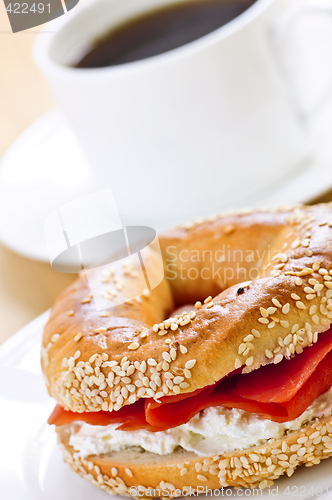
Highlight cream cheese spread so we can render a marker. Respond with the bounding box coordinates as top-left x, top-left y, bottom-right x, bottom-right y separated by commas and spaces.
70, 386, 332, 458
